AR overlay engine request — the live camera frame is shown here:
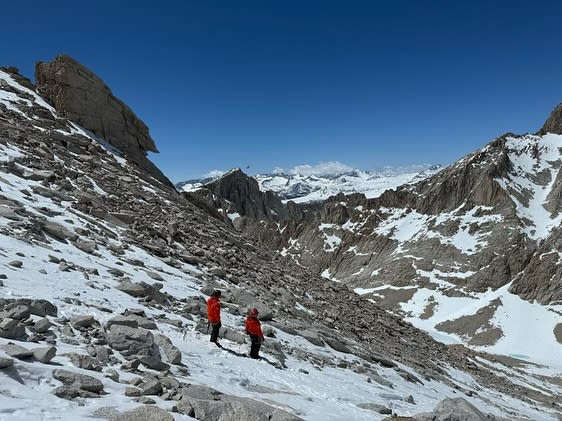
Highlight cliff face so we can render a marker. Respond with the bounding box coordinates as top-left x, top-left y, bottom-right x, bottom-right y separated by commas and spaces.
34, 55, 170, 186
